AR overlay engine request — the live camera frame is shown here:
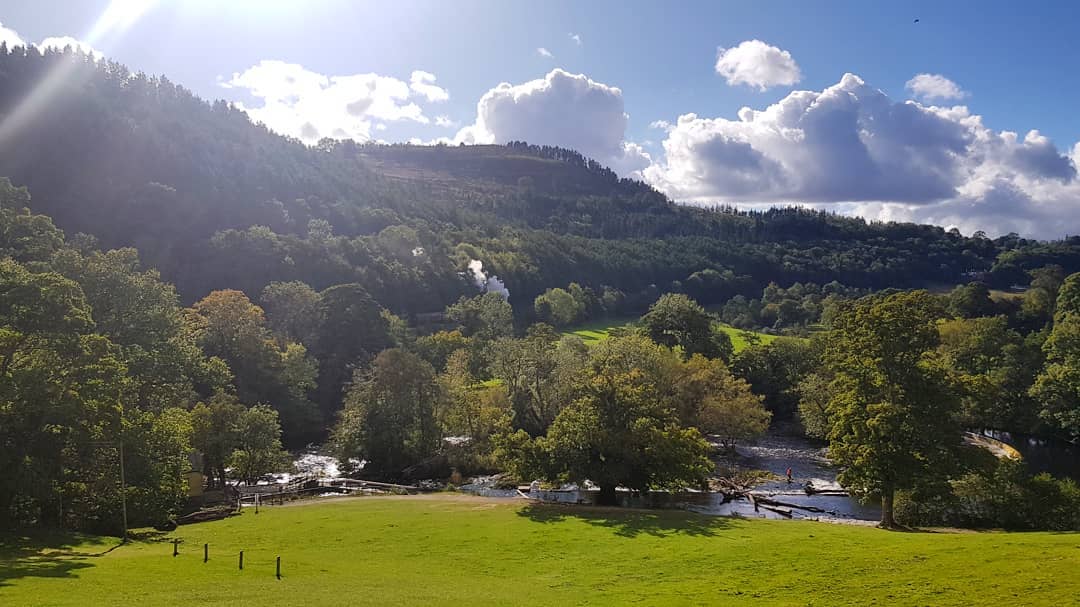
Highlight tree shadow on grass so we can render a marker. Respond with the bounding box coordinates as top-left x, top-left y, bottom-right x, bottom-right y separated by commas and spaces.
0, 529, 121, 588
516, 503, 734, 538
